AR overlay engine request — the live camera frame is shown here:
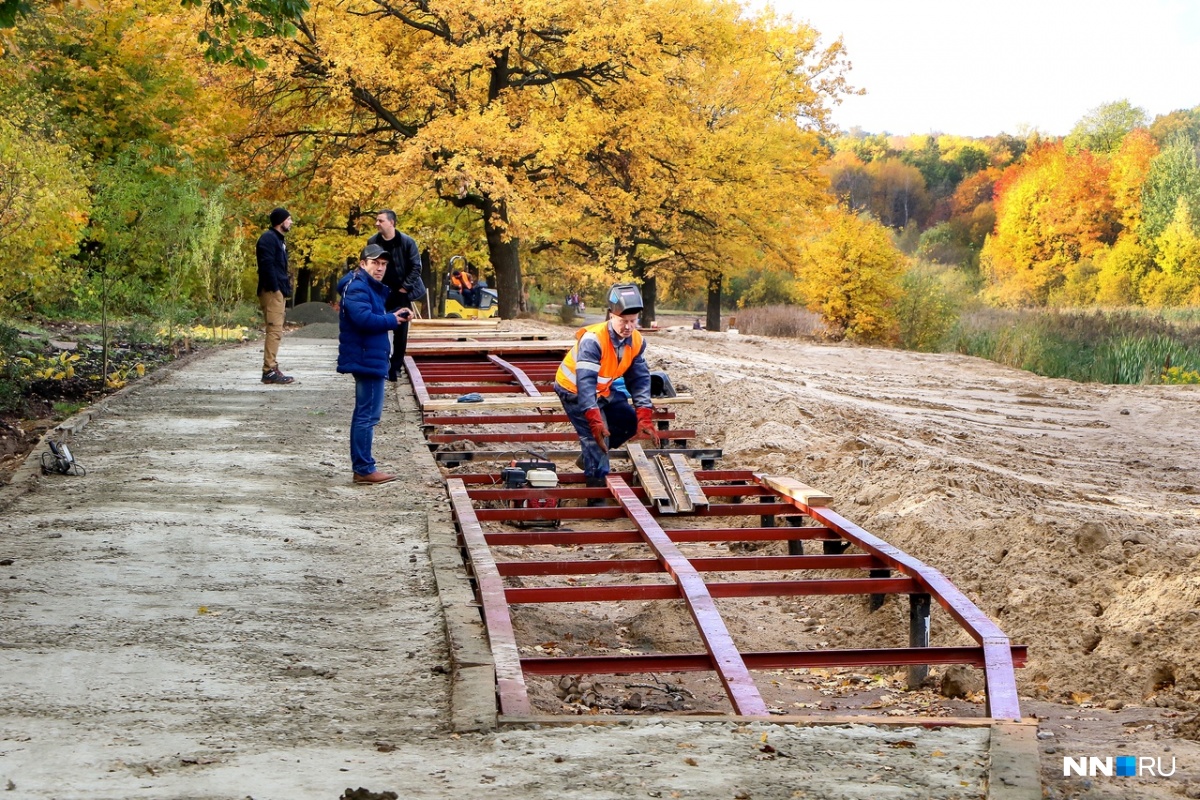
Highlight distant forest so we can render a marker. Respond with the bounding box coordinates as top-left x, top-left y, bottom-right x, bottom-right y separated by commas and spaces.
824, 101, 1200, 309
